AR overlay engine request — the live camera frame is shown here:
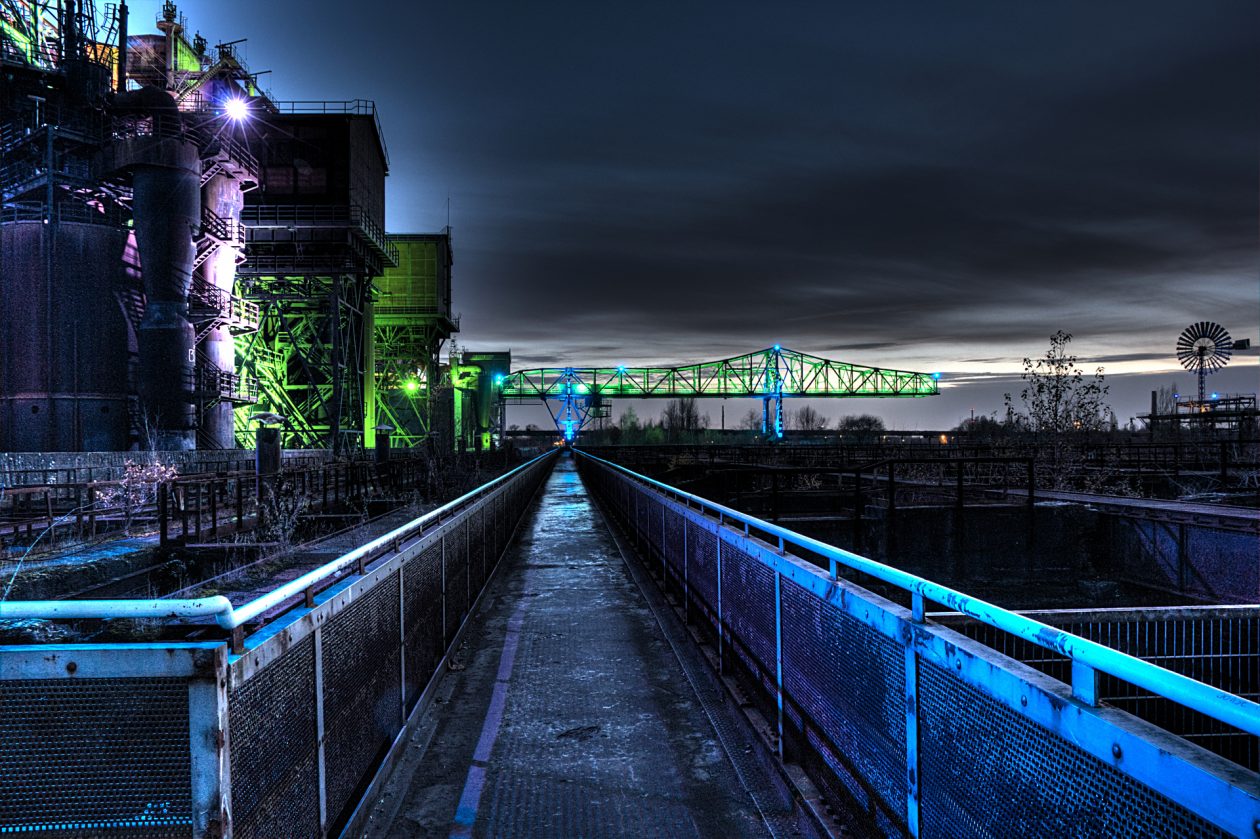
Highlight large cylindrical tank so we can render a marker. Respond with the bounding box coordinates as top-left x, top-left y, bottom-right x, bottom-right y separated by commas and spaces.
112, 86, 201, 451
131, 143, 200, 450
199, 172, 246, 449
0, 221, 131, 451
